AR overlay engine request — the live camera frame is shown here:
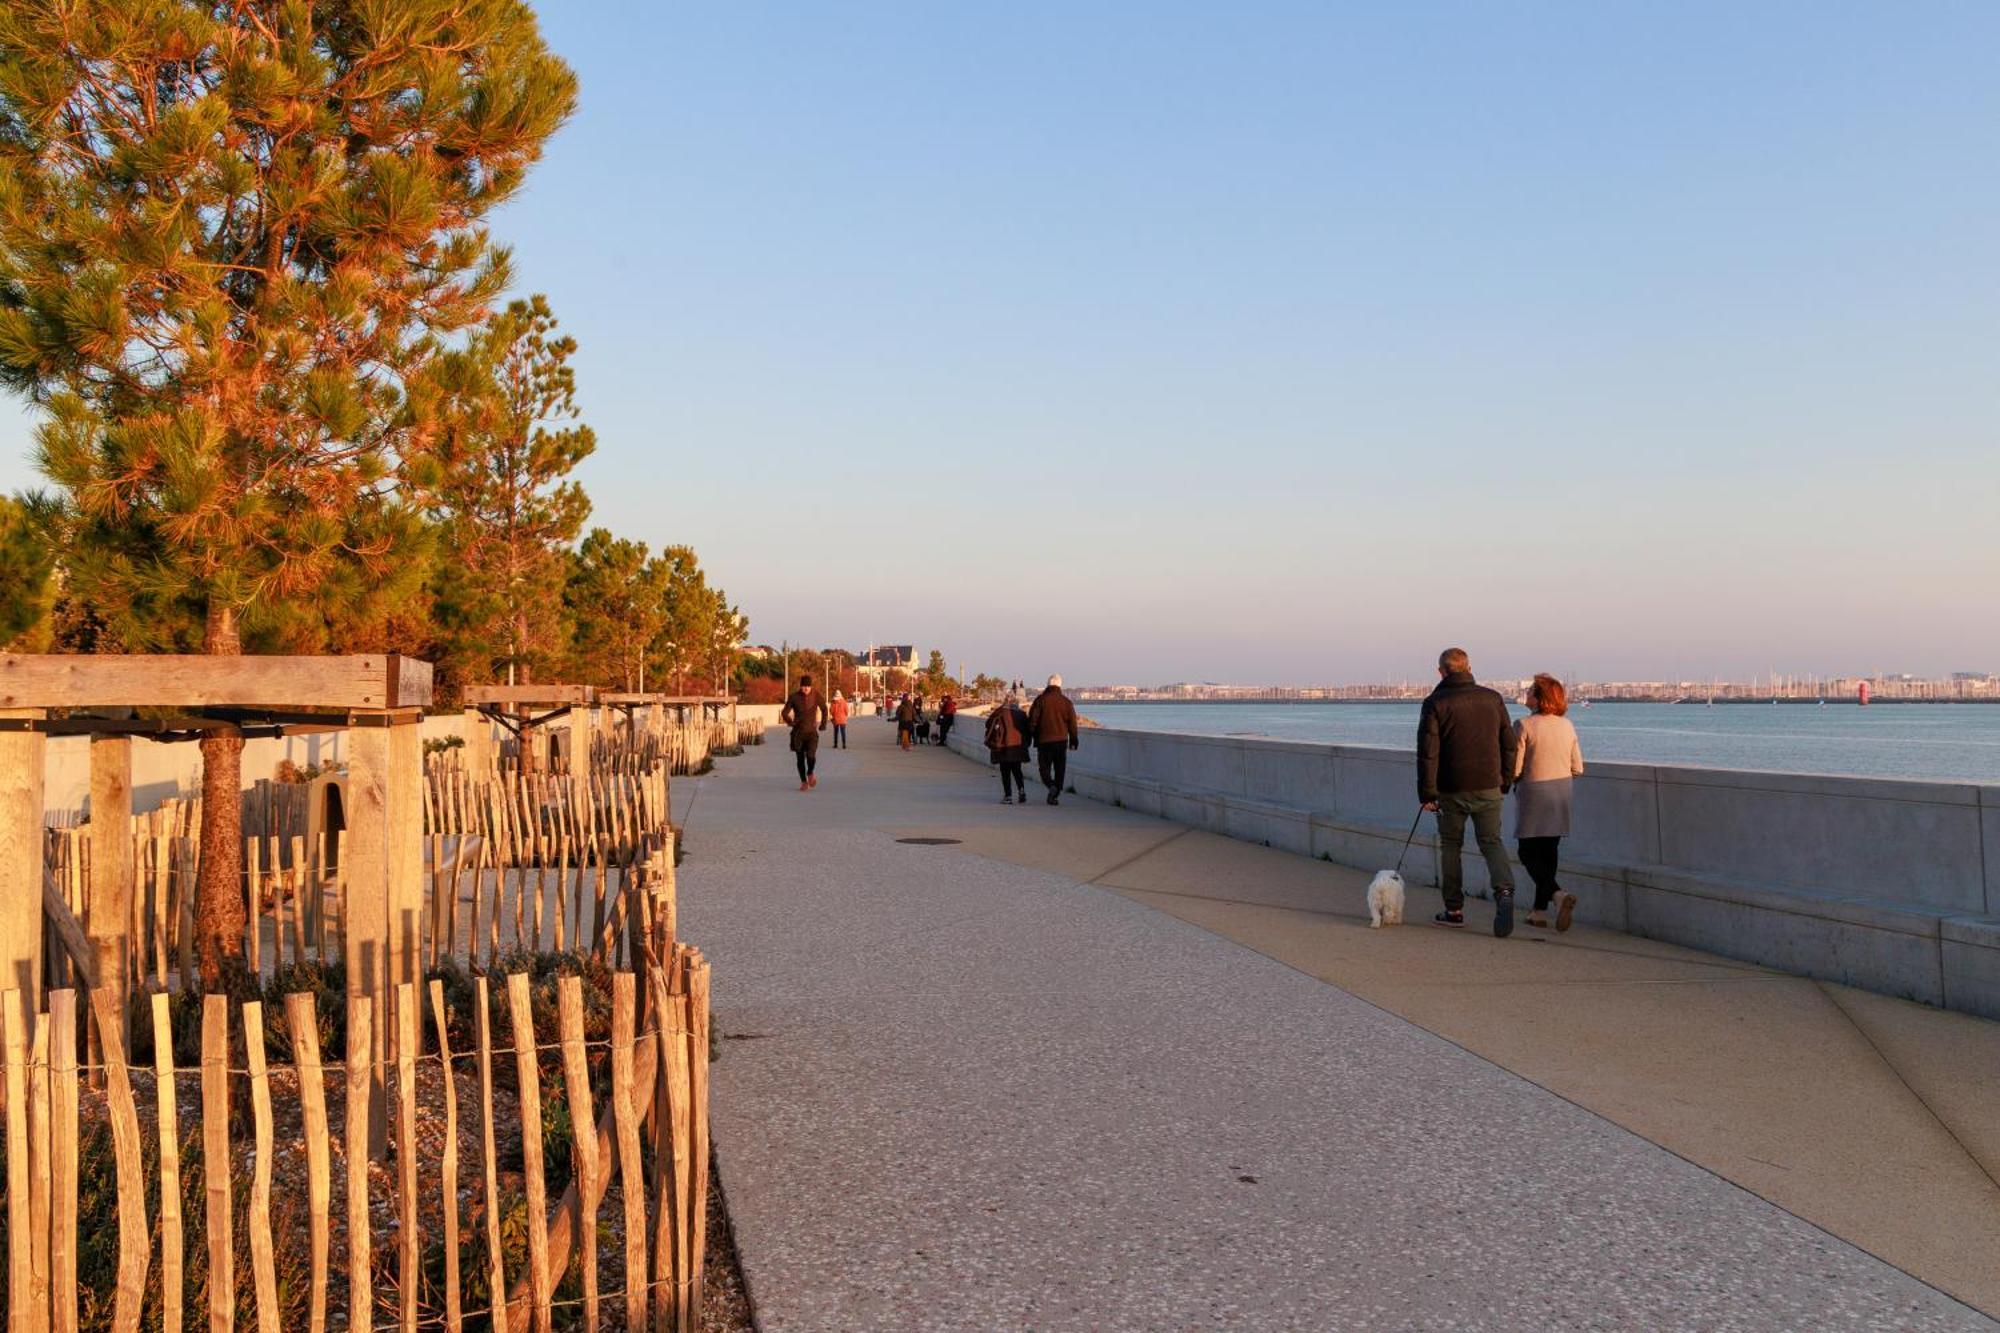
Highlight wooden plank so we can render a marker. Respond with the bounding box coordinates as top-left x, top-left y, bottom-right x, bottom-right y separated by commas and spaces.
89, 988, 149, 1333
0, 654, 433, 709
0, 715, 45, 1006
462, 684, 592, 706
610, 975, 649, 1333
474, 979, 507, 1330
506, 973, 553, 1333
151, 993, 184, 1333
200, 995, 232, 1333
245, 835, 262, 977
2, 991, 30, 1333
86, 738, 133, 1075
686, 960, 712, 1333
47, 993, 78, 1333
395, 984, 419, 1333
345, 996, 373, 1333
556, 978, 599, 1333
29, 1017, 52, 1333
284, 993, 331, 1333
242, 1003, 279, 1333
428, 981, 463, 1333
